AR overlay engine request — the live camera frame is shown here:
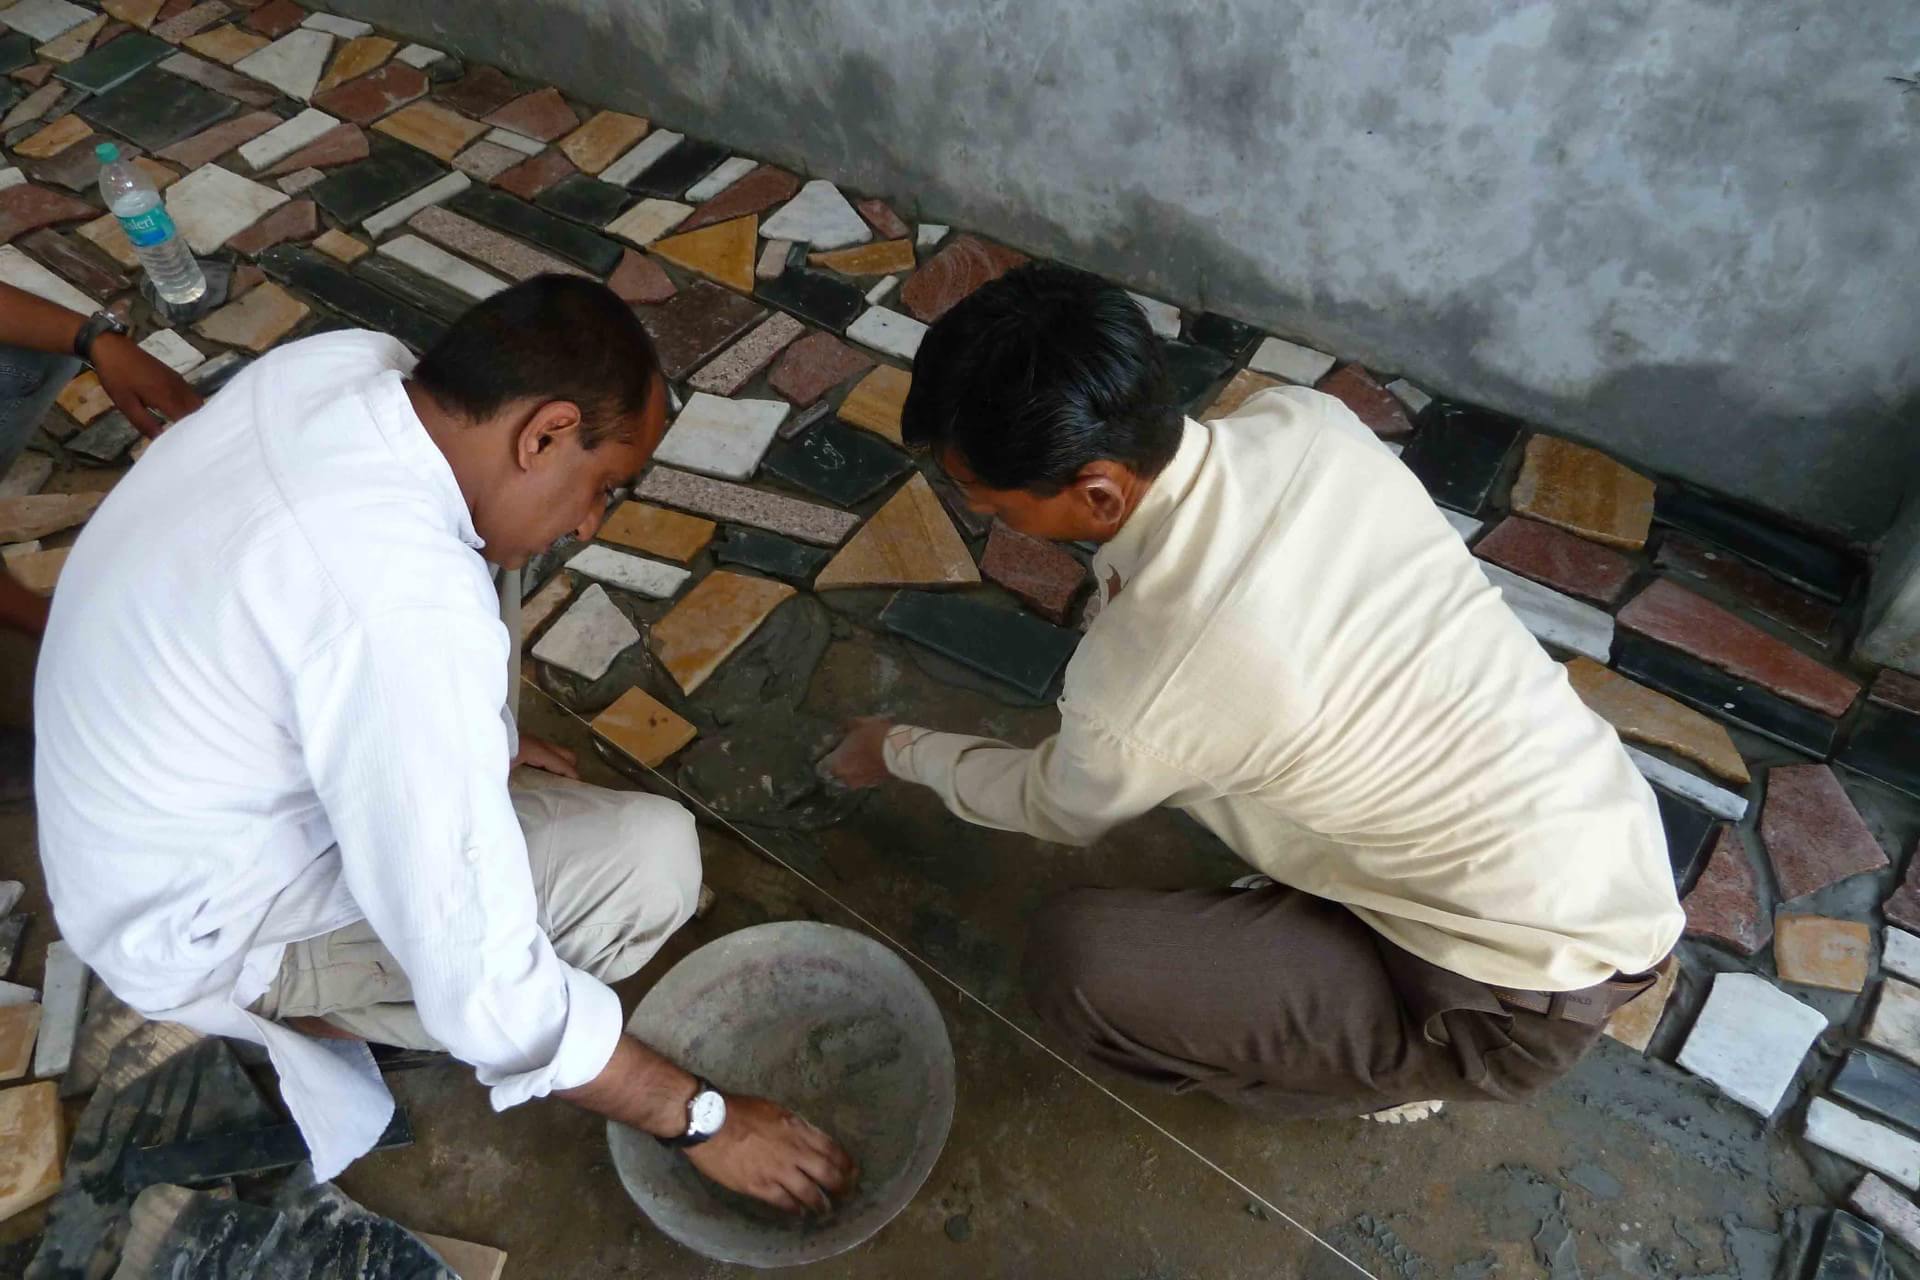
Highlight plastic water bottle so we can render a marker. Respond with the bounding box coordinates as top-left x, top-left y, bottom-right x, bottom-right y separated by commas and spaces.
96, 142, 205, 306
